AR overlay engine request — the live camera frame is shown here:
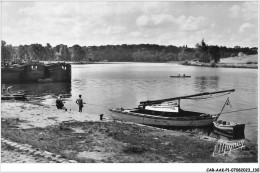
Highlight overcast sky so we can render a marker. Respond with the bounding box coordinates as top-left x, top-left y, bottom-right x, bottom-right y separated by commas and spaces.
1, 1, 258, 48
